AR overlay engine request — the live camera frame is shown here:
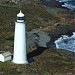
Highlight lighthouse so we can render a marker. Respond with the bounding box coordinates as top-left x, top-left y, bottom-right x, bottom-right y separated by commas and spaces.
13, 10, 28, 64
